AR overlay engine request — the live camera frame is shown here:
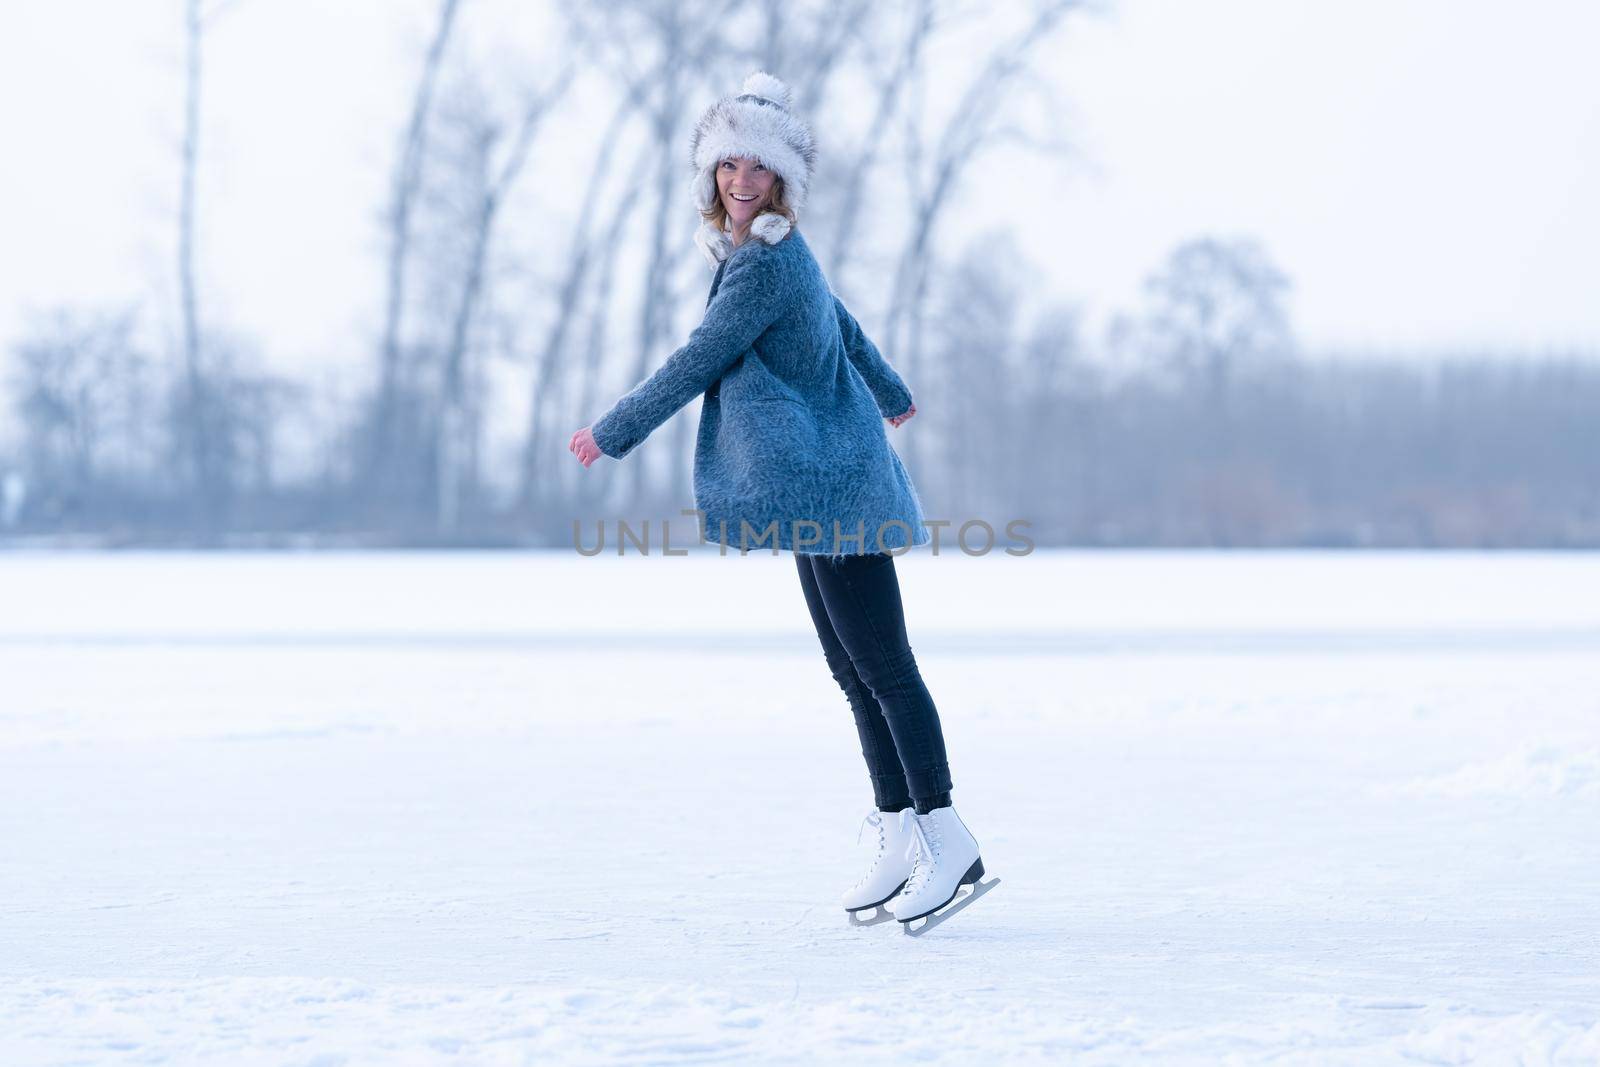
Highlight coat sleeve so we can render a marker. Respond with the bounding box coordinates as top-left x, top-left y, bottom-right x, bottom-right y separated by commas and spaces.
832, 293, 913, 420
590, 249, 794, 460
